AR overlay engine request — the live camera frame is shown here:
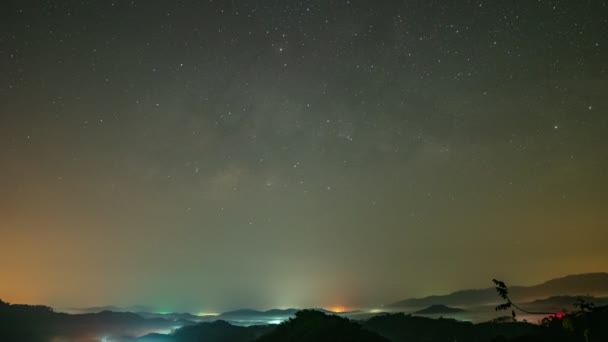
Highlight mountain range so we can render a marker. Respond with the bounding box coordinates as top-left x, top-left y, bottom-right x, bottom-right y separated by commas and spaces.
414, 305, 466, 315
3, 273, 608, 341
390, 272, 608, 308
